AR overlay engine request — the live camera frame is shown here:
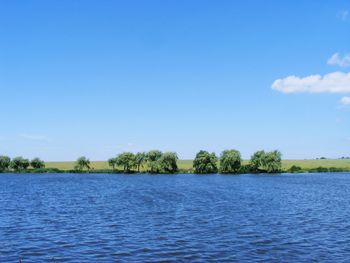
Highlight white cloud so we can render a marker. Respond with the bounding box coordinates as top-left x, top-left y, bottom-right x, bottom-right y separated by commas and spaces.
340, 96, 350, 105
272, 71, 350, 94
19, 133, 50, 141
327, 53, 350, 67
338, 10, 349, 21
